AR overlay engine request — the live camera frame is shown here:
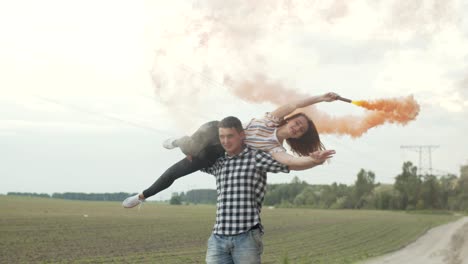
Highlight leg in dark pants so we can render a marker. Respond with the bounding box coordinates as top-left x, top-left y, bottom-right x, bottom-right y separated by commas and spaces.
142, 144, 224, 199
175, 121, 220, 157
